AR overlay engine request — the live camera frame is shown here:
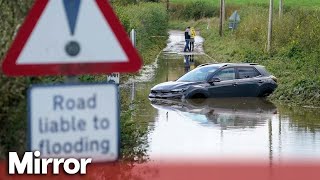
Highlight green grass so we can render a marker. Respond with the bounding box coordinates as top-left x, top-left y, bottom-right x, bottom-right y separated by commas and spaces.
115, 3, 168, 65
171, 0, 320, 8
